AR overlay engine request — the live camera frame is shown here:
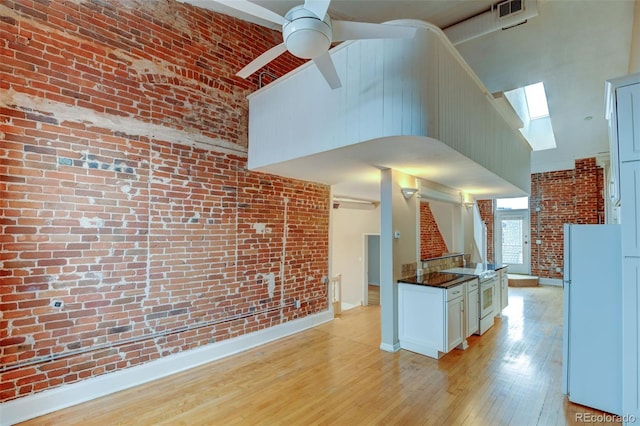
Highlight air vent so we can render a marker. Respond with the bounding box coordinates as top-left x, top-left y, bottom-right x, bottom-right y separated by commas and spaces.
495, 0, 524, 19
